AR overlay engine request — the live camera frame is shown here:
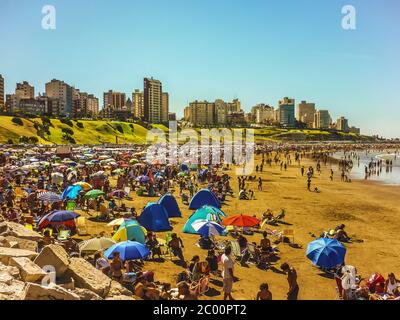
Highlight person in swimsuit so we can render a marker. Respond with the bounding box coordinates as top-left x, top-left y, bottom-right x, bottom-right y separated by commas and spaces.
281, 262, 299, 300
256, 283, 272, 300
110, 251, 124, 282
385, 273, 400, 297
